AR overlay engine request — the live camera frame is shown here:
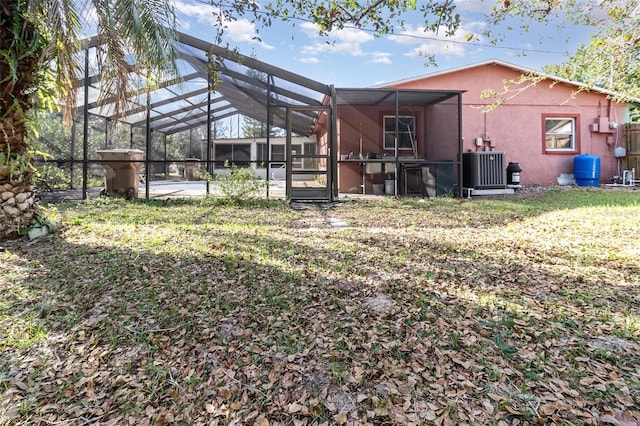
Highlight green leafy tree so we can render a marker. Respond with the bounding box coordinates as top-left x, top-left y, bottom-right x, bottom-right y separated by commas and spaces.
241, 116, 284, 138
209, 1, 462, 40
488, 0, 640, 103
542, 36, 639, 103
239, 67, 284, 138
